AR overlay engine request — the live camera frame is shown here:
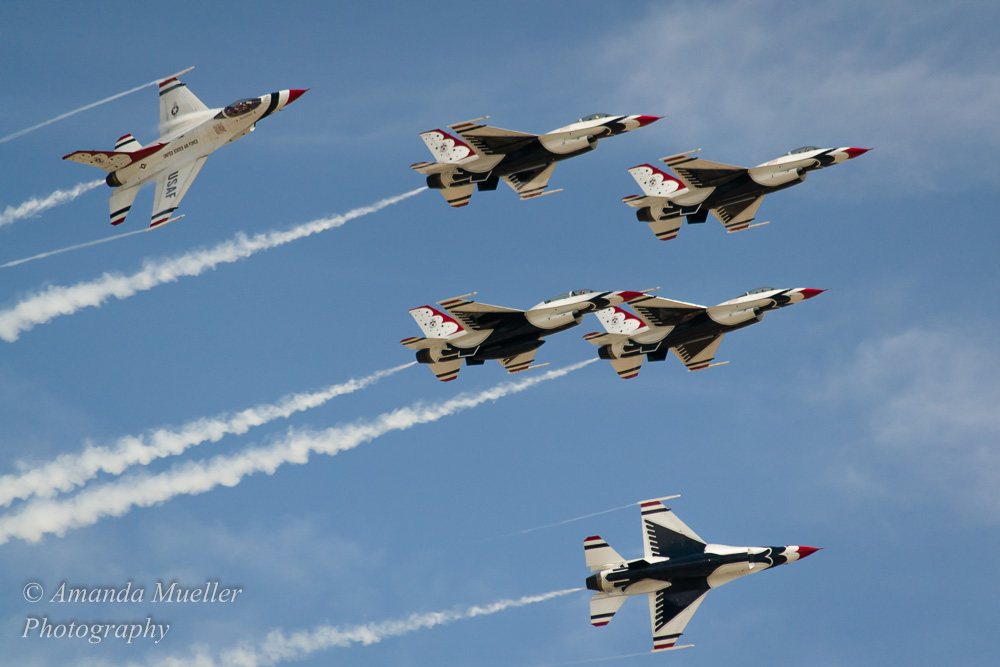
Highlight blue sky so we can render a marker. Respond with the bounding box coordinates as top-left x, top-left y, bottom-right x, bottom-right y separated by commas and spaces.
1, 1, 998, 664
